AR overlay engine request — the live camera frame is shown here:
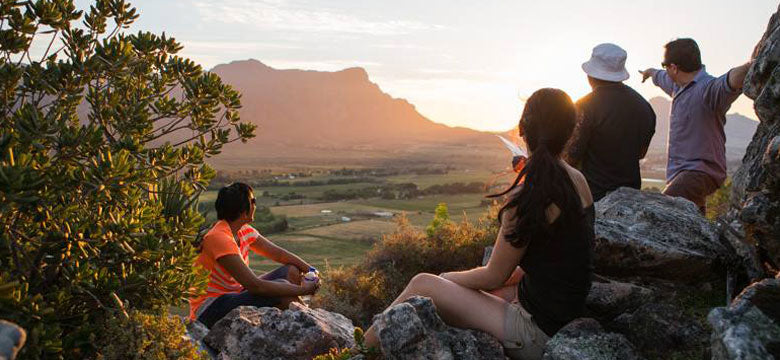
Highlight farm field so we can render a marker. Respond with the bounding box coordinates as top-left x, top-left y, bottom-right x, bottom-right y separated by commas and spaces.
198, 169, 668, 274
196, 169, 496, 272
